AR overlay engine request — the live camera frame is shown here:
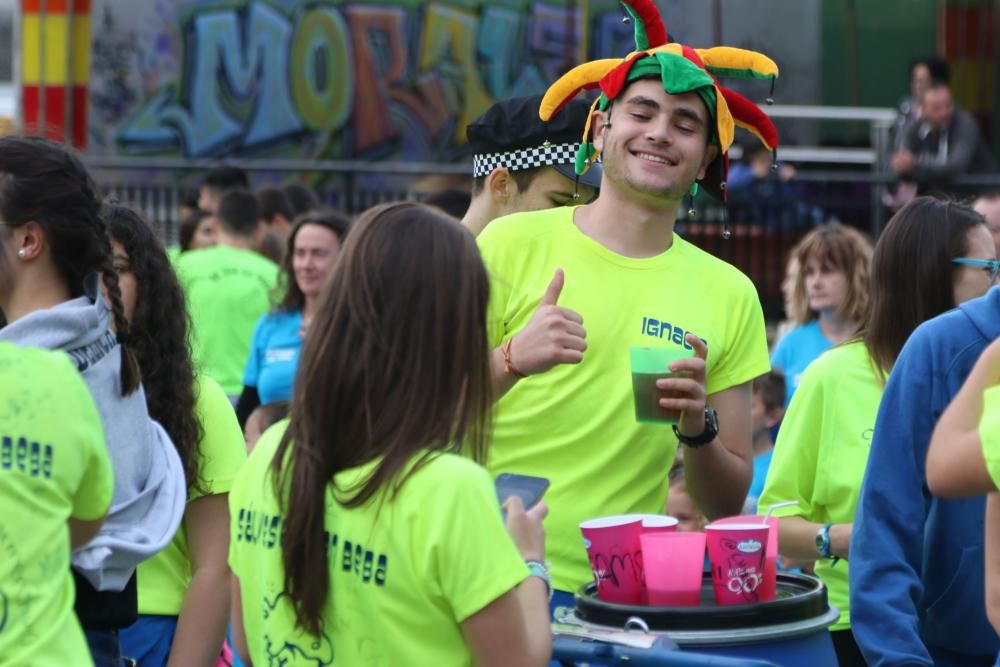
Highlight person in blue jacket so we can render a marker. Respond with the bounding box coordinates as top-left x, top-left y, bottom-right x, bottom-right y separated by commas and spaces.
850, 286, 1000, 667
